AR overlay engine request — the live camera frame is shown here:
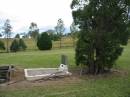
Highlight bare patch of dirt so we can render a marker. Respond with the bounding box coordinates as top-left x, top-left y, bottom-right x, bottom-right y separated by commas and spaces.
0, 67, 128, 91
0, 68, 83, 90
